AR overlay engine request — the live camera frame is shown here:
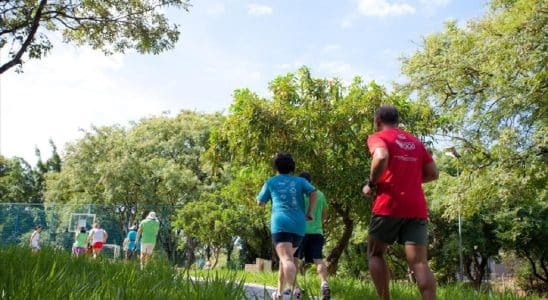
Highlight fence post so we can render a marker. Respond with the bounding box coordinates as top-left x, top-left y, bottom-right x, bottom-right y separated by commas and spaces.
13, 205, 19, 243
